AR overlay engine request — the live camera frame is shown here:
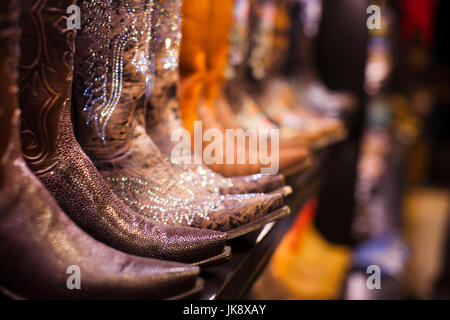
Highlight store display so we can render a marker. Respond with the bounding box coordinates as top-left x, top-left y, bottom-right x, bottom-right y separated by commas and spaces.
72, 0, 290, 237
0, 0, 204, 299
179, 0, 312, 177
17, 0, 233, 265
223, 0, 348, 151
146, 0, 289, 196
0, 0, 447, 302
251, 0, 349, 148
